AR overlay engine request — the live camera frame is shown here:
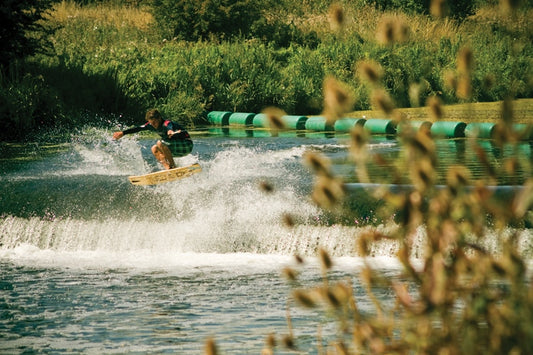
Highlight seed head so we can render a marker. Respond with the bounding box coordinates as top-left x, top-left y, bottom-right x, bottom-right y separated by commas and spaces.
500, 0, 522, 13
303, 151, 332, 177
350, 124, 369, 155
323, 76, 355, 123
282, 267, 298, 282
282, 213, 295, 228
260, 180, 274, 193
312, 176, 345, 209
371, 89, 395, 116
356, 60, 383, 85
446, 165, 471, 192
457, 47, 474, 75
205, 338, 218, 355
319, 248, 333, 270
430, 0, 447, 17
329, 3, 344, 32
376, 15, 409, 45
501, 98, 514, 124
262, 106, 287, 130
410, 157, 436, 192
456, 75, 472, 100
443, 70, 457, 91
426, 95, 443, 121
265, 333, 276, 349
293, 289, 316, 308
